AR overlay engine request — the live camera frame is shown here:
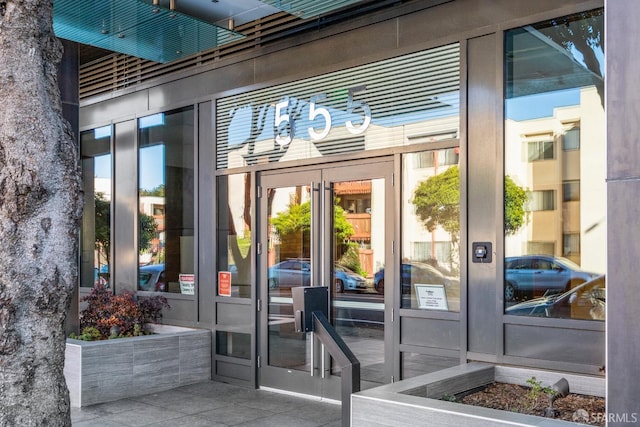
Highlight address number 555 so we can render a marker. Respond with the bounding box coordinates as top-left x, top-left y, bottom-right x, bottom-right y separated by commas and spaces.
274, 85, 372, 147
